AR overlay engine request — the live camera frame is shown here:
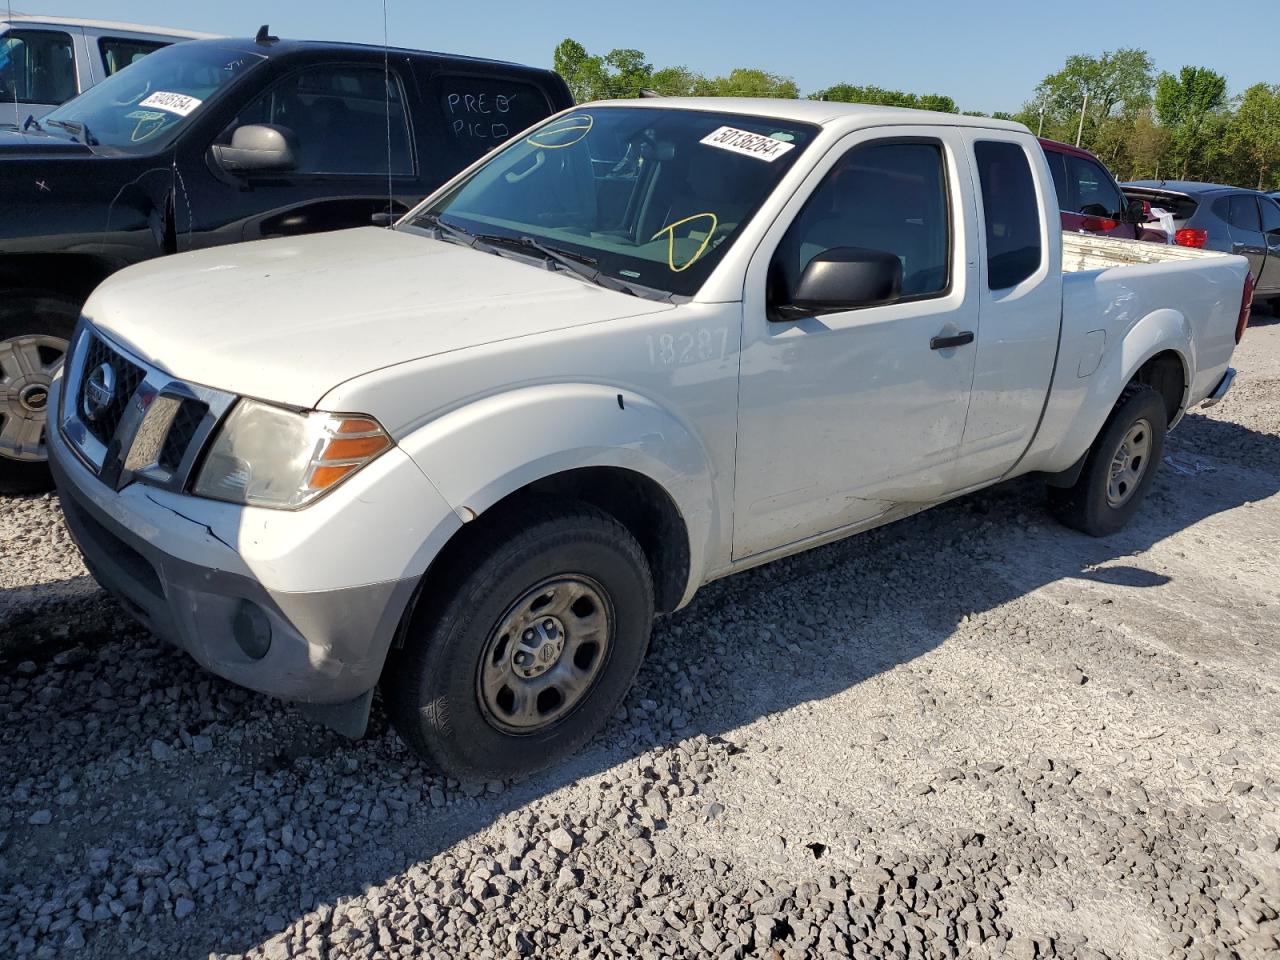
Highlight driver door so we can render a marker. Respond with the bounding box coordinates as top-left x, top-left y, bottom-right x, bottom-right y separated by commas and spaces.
732, 129, 980, 560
